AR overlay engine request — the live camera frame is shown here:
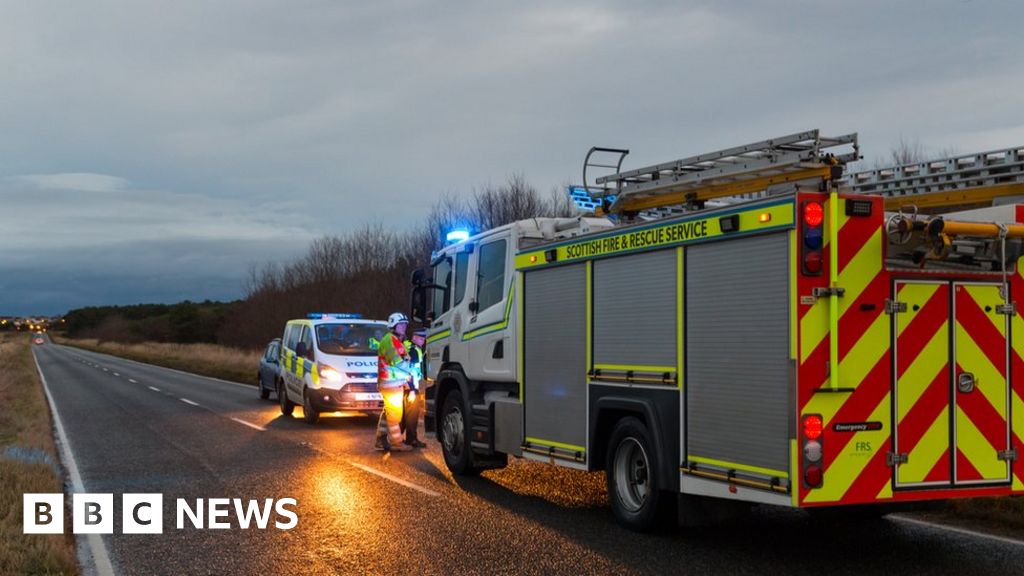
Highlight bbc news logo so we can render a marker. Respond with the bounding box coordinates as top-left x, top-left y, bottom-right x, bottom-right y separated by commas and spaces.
24, 494, 298, 534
